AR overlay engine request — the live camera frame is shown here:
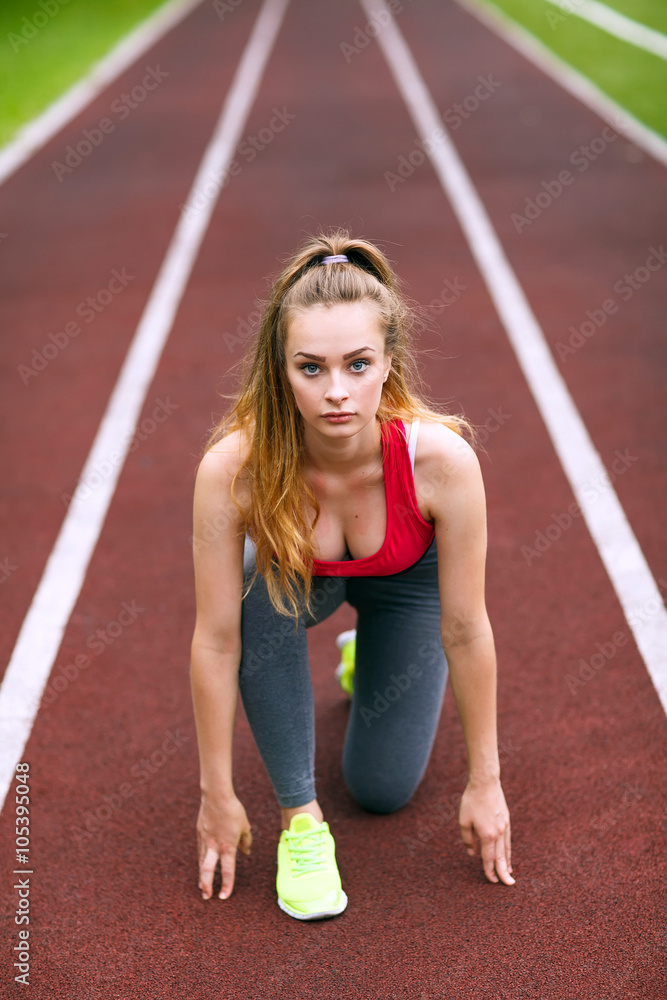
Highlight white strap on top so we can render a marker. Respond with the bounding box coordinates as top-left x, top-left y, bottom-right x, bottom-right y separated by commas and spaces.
406, 418, 420, 473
